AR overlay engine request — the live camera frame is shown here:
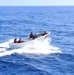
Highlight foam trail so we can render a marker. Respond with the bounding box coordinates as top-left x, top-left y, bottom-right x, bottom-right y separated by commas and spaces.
0, 37, 62, 57
0, 41, 9, 53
